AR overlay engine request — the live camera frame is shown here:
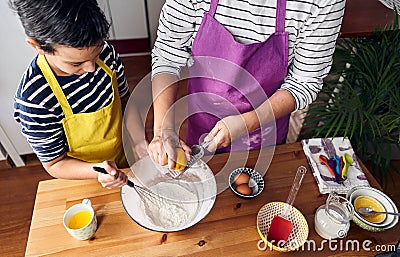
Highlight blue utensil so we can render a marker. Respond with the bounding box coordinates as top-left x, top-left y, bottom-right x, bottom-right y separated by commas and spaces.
334, 154, 341, 178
